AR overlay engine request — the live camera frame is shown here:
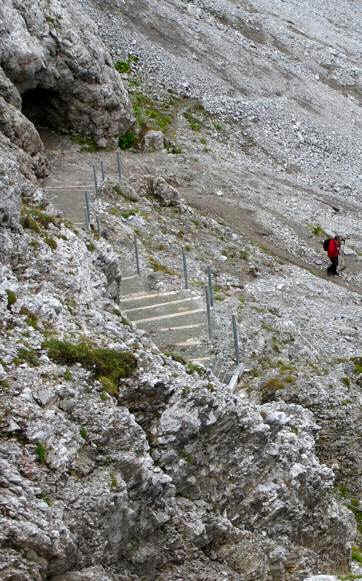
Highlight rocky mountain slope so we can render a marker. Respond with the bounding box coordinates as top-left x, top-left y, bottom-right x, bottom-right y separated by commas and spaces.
0, 1, 361, 580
